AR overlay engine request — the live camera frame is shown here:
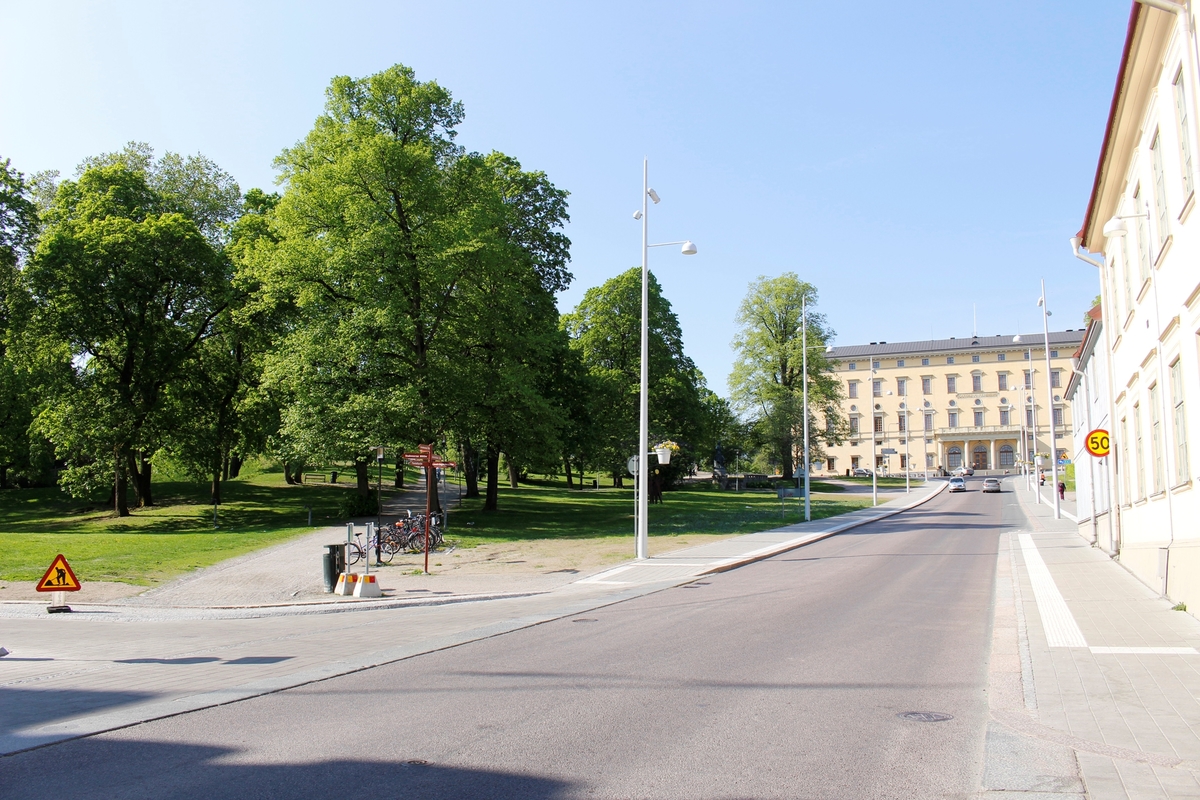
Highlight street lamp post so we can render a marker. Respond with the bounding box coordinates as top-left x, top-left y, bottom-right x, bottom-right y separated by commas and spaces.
903, 410, 911, 493
1014, 334, 1039, 500
634, 158, 697, 559
801, 296, 811, 522
1038, 280, 1061, 520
